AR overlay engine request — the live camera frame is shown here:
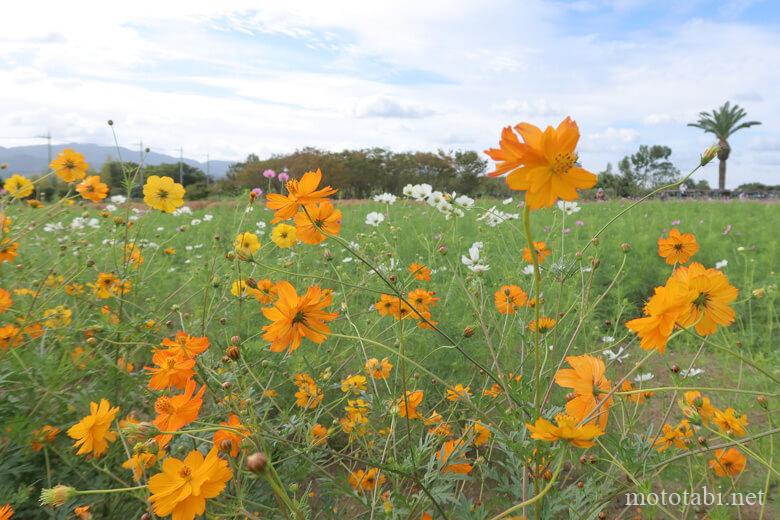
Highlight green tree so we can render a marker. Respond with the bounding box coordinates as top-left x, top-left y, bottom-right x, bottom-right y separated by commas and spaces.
688, 101, 761, 191
618, 145, 680, 190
